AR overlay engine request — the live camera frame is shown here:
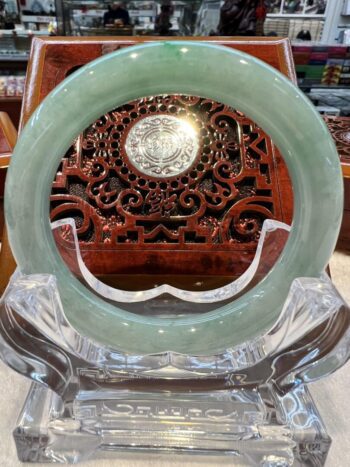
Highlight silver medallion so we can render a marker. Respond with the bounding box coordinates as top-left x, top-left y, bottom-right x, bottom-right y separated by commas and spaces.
125, 115, 199, 178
